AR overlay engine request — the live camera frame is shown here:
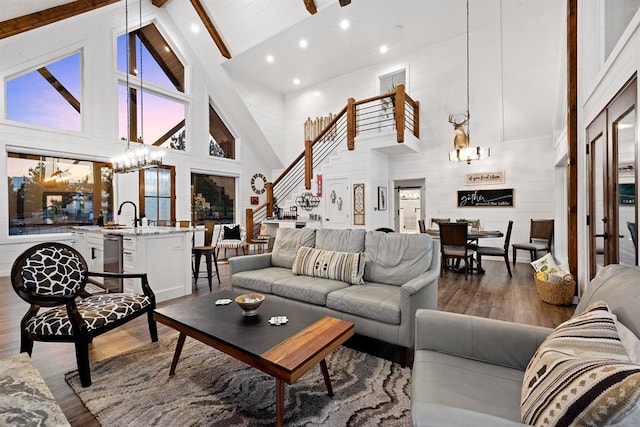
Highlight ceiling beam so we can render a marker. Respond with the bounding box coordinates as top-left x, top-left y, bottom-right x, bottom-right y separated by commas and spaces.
37, 67, 81, 113
339, 0, 351, 6
151, 0, 170, 7
0, 0, 120, 40
303, 0, 317, 15
189, 0, 231, 59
